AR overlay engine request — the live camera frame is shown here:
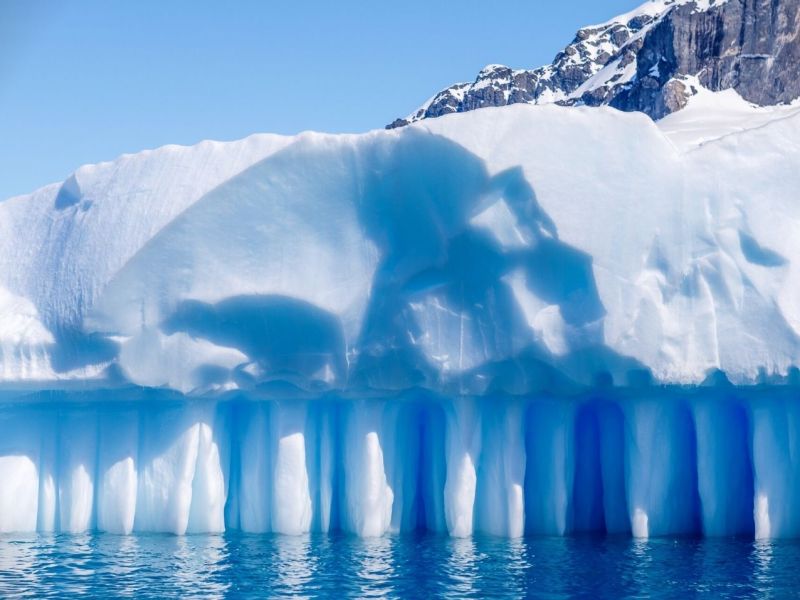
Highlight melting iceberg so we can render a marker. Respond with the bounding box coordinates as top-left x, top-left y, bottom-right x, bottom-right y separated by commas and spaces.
2, 94, 800, 537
